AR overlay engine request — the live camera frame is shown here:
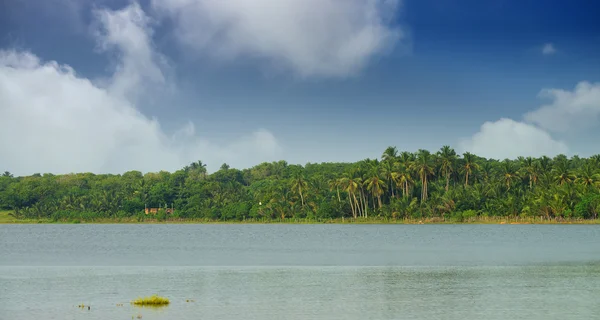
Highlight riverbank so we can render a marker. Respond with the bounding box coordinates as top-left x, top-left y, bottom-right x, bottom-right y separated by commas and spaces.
1, 211, 599, 224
